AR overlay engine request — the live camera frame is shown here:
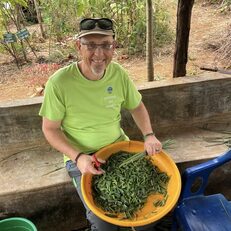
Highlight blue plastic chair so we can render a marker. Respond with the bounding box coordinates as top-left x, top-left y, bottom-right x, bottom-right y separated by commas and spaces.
172, 149, 231, 231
